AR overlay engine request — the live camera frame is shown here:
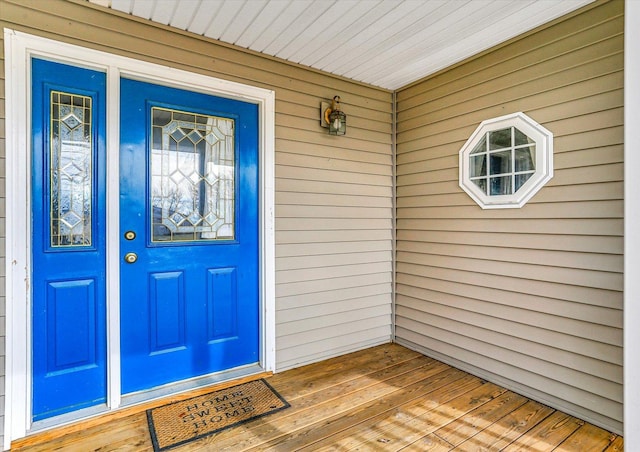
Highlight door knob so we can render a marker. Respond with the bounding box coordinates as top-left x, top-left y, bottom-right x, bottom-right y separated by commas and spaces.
124, 252, 138, 264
